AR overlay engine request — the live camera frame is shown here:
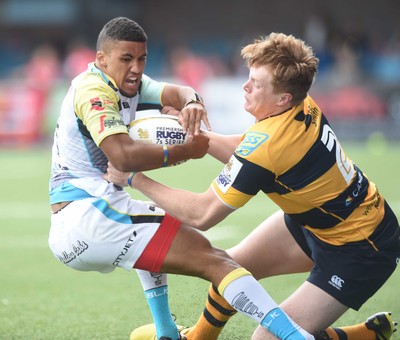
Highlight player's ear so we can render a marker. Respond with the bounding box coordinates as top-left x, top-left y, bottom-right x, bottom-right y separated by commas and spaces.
96, 51, 107, 68
278, 93, 292, 106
